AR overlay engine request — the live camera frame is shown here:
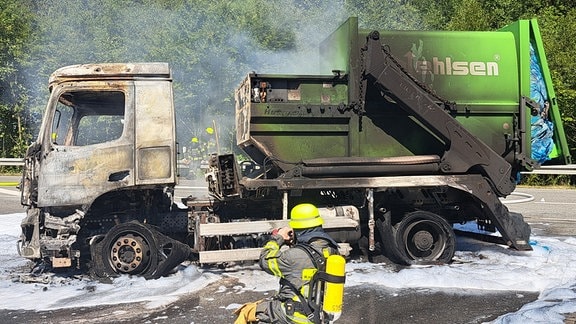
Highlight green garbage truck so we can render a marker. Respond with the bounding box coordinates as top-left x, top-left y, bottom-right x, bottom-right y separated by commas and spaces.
18, 18, 570, 279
